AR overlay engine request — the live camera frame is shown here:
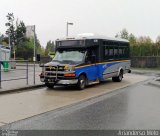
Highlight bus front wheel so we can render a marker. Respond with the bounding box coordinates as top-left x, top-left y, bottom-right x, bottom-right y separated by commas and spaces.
77, 75, 86, 90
